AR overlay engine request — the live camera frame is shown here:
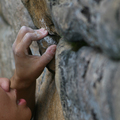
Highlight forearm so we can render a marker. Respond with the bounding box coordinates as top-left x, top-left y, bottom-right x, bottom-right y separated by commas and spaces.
10, 76, 36, 113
